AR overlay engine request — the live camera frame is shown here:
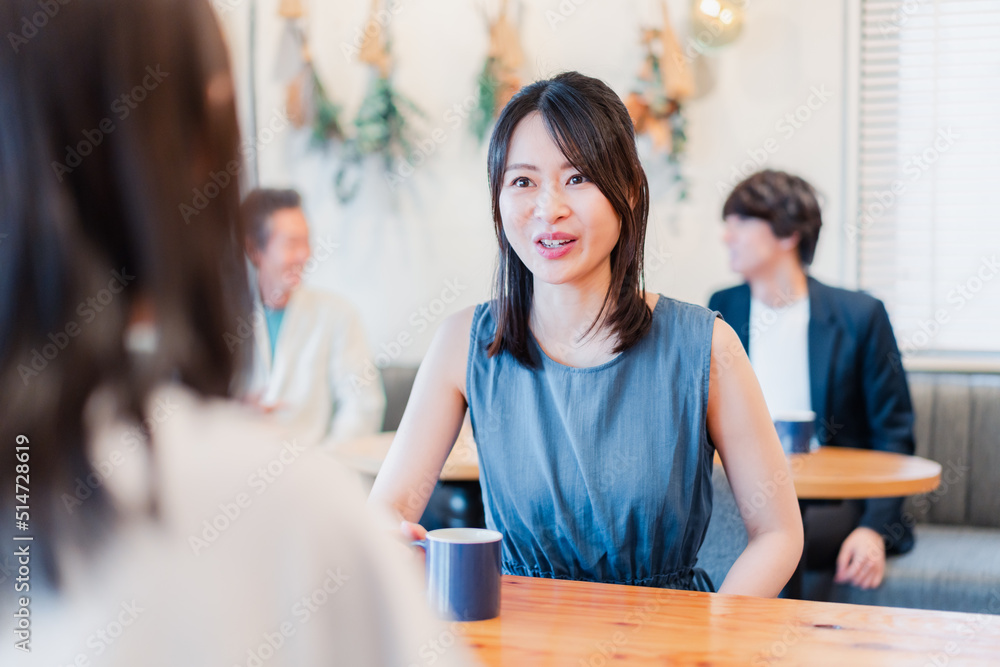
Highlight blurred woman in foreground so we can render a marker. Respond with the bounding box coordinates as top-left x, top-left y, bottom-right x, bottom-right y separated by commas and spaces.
0, 1, 469, 664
